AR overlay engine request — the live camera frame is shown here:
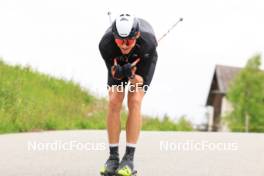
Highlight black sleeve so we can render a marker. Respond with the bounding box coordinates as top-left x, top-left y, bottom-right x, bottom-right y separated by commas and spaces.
136, 48, 158, 86
99, 33, 115, 73
99, 42, 113, 73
